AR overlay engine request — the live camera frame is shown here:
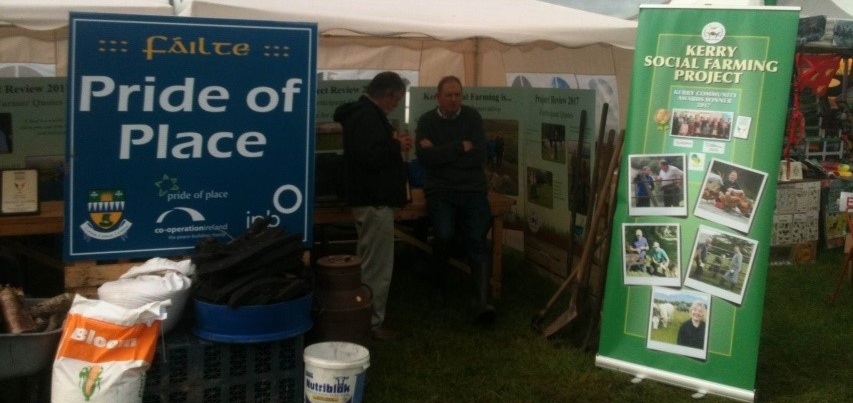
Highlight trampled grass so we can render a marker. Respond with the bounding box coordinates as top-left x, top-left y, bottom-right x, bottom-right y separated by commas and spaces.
362, 244, 852, 403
